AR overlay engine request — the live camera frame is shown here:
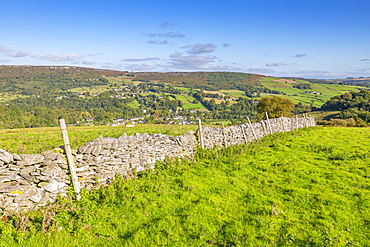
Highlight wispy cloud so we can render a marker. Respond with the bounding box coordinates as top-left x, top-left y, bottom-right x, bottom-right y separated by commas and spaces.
40, 53, 83, 62
266, 62, 285, 67
292, 54, 306, 58
123, 57, 160, 62
287, 70, 348, 79
0, 59, 11, 64
360, 58, 370, 62
82, 60, 96, 65
147, 40, 168, 45
222, 43, 230, 48
247, 67, 276, 74
147, 32, 185, 39
101, 63, 123, 70
0, 46, 12, 55
8, 50, 31, 58
160, 21, 177, 28
169, 54, 231, 70
125, 63, 156, 71
184, 43, 216, 54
